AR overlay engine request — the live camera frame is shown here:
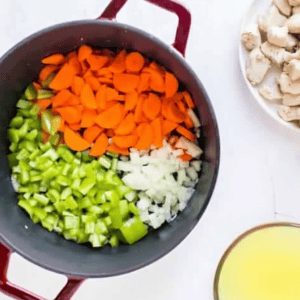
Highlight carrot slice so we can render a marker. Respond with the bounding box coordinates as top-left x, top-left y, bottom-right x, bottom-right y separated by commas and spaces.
125, 52, 145, 73
134, 94, 146, 123
85, 76, 101, 92
107, 144, 129, 155
39, 65, 59, 83
37, 99, 52, 109
109, 50, 127, 73
98, 77, 113, 85
165, 72, 178, 98
142, 93, 161, 120
106, 87, 119, 101
94, 103, 124, 129
81, 108, 97, 128
80, 60, 89, 75
89, 133, 109, 157
56, 106, 82, 124
95, 85, 106, 109
113, 134, 138, 148
64, 127, 91, 151
71, 76, 85, 96
66, 94, 81, 106
136, 123, 147, 136
179, 153, 193, 161
78, 45, 93, 62
95, 68, 112, 77
106, 129, 115, 137
134, 123, 153, 150
42, 54, 65, 65
165, 101, 185, 123
182, 91, 195, 109
32, 82, 41, 91
162, 119, 177, 136
150, 69, 165, 93
58, 118, 66, 132
69, 123, 81, 131
49, 63, 76, 90
113, 73, 140, 93
176, 125, 196, 141
83, 124, 104, 143
115, 113, 136, 135
80, 83, 97, 109
115, 94, 125, 101
52, 89, 73, 107
137, 73, 150, 93
184, 114, 194, 129
177, 100, 187, 113
68, 55, 82, 76
87, 54, 108, 70
125, 90, 138, 111
150, 117, 163, 148
105, 100, 120, 110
